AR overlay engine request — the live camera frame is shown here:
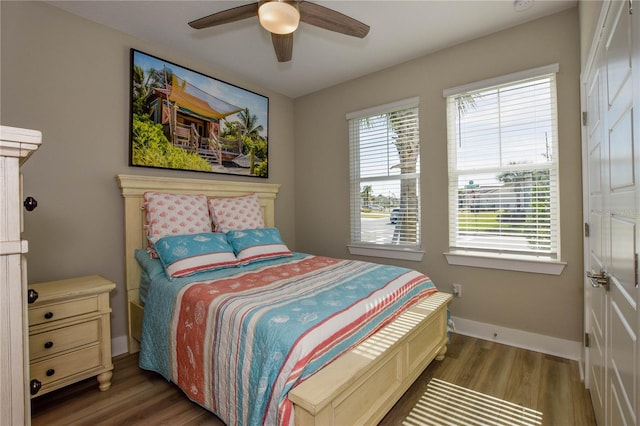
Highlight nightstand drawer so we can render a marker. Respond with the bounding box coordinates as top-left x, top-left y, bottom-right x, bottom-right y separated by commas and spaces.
30, 319, 100, 360
29, 296, 98, 326
30, 344, 101, 389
